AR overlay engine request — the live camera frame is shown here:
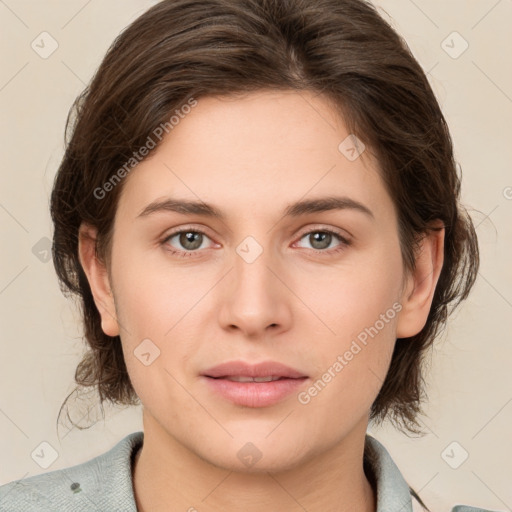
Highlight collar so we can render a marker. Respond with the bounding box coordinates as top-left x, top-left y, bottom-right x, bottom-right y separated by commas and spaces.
0, 430, 495, 511
364, 434, 413, 511
1, 430, 412, 511
98, 431, 414, 511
